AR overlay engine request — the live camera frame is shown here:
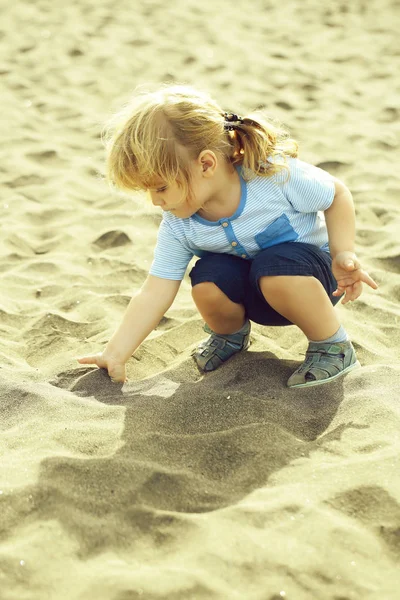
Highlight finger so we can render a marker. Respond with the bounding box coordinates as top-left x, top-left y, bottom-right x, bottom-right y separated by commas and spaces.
332, 280, 348, 296
343, 260, 354, 271
341, 281, 363, 304
340, 285, 354, 304
77, 355, 99, 365
341, 257, 360, 271
360, 270, 379, 290
341, 292, 355, 305
353, 280, 363, 300
341, 292, 350, 305
335, 275, 360, 287
347, 281, 363, 302
332, 287, 345, 297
